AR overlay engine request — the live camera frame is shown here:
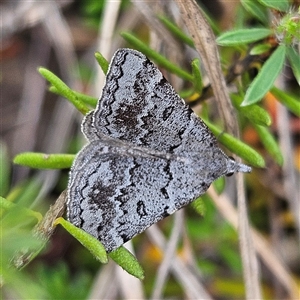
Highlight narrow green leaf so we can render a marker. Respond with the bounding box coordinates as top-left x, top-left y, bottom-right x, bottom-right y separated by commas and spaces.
50, 86, 98, 108
95, 52, 109, 75
250, 43, 272, 55
0, 142, 10, 197
240, 0, 268, 24
257, 0, 289, 12
202, 118, 265, 167
242, 45, 286, 106
0, 196, 42, 221
270, 87, 300, 117
217, 28, 272, 46
191, 58, 203, 94
109, 247, 144, 280
286, 46, 300, 85
253, 124, 283, 165
72, 91, 97, 108
158, 15, 194, 47
17, 180, 42, 209
39, 68, 90, 115
179, 89, 195, 99
5, 179, 40, 207
197, 4, 221, 35
14, 153, 75, 169
231, 94, 272, 126
120, 32, 193, 81
191, 197, 206, 216
55, 217, 108, 264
